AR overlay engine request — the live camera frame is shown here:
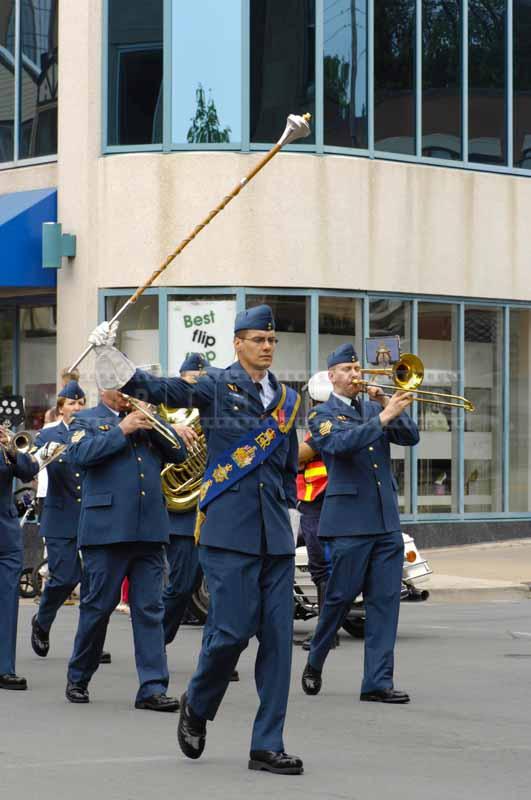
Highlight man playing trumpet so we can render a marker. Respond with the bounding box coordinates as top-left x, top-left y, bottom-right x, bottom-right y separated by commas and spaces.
301, 343, 419, 704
